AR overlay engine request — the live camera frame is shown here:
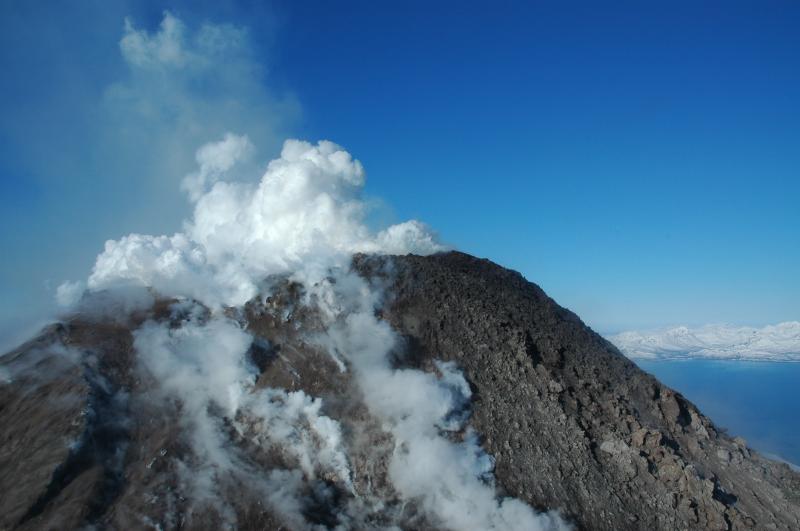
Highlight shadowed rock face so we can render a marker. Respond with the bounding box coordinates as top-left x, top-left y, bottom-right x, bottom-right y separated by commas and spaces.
1, 251, 798, 530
